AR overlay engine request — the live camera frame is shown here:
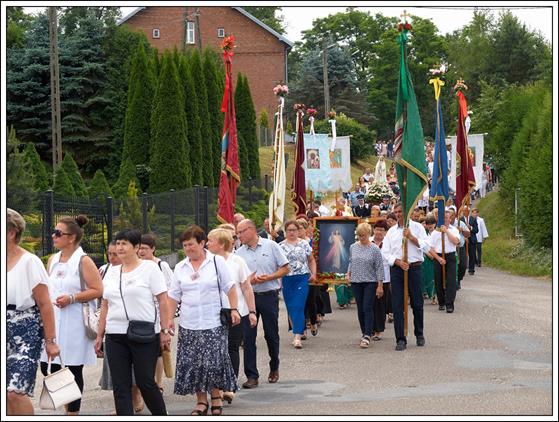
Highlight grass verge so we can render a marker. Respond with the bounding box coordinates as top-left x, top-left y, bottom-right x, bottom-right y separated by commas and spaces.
476, 190, 552, 279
